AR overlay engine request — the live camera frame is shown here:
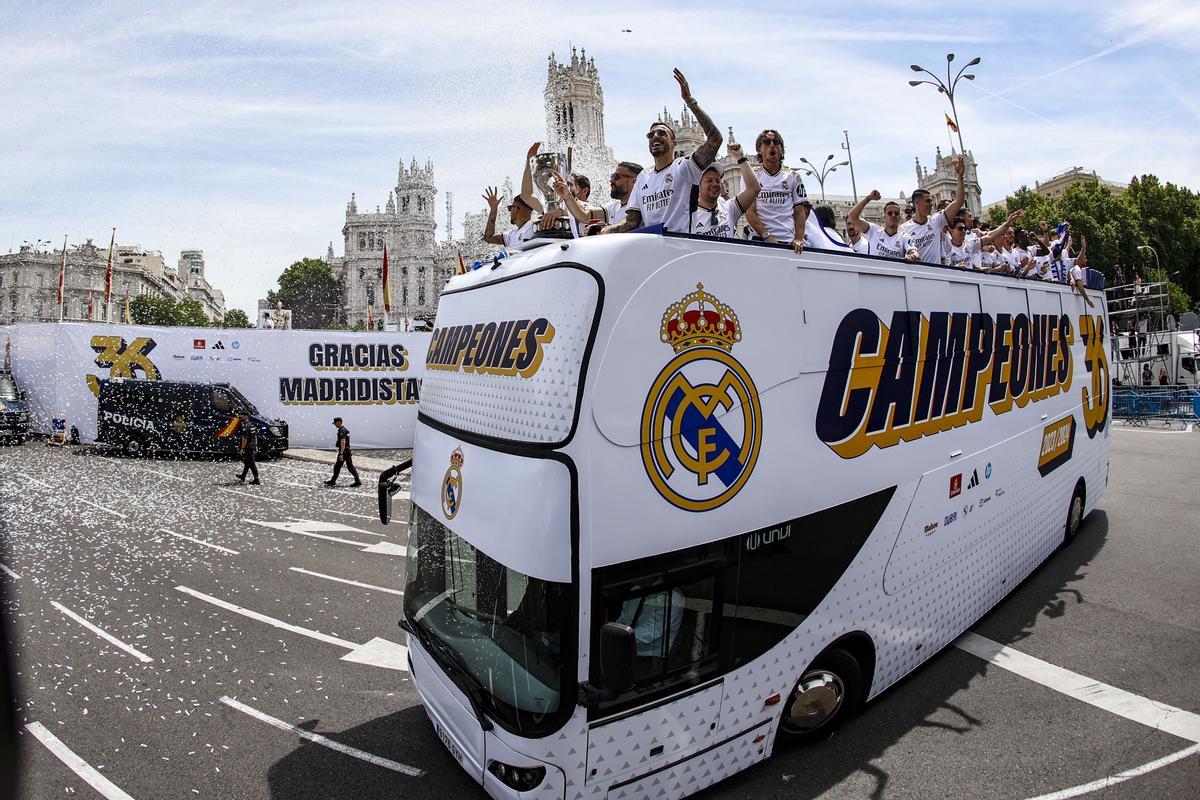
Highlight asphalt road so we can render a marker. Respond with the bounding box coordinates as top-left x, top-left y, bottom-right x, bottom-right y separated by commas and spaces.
2, 427, 1197, 799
